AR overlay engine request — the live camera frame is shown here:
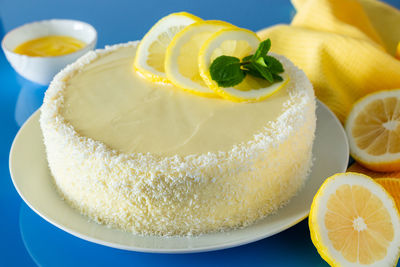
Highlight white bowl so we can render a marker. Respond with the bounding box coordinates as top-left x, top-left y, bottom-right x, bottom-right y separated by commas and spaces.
2, 19, 97, 85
